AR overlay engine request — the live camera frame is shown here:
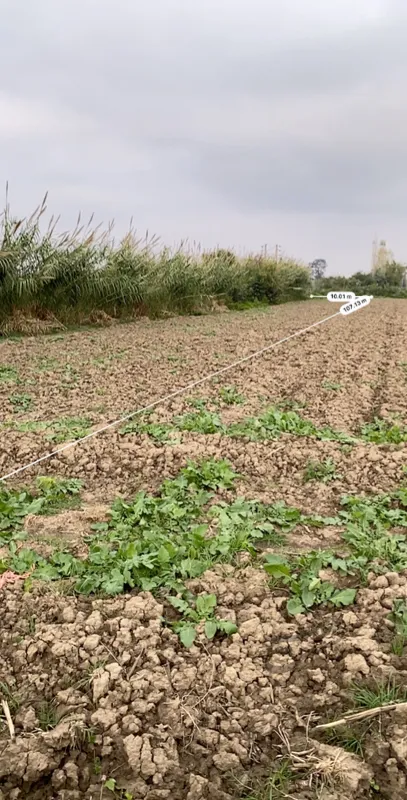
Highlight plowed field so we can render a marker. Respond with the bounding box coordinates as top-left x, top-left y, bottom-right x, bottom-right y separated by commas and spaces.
1, 299, 407, 800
